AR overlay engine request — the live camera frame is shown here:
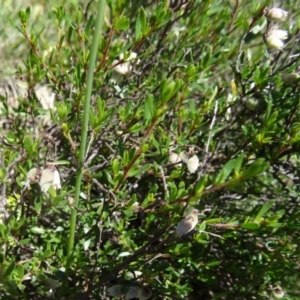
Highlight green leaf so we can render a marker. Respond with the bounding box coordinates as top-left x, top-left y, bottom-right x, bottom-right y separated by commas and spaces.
144, 94, 155, 120
4, 259, 15, 278
160, 78, 181, 103
113, 15, 129, 30
234, 154, 245, 176
266, 110, 278, 126
264, 99, 272, 124
241, 223, 260, 230
206, 218, 223, 224
135, 7, 148, 40
23, 135, 33, 155
50, 160, 70, 165
112, 158, 120, 175
242, 158, 269, 180
104, 170, 116, 186
0, 168, 7, 181
135, 14, 142, 40
128, 123, 146, 133
194, 175, 208, 195
34, 200, 42, 214
18, 265, 24, 279
214, 159, 236, 185
125, 100, 133, 118
19, 239, 31, 245
31, 226, 46, 235
199, 221, 206, 231
201, 47, 212, 70
207, 86, 218, 106
255, 200, 275, 221
0, 252, 4, 264
3, 280, 20, 296
127, 163, 151, 177
139, 7, 147, 33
